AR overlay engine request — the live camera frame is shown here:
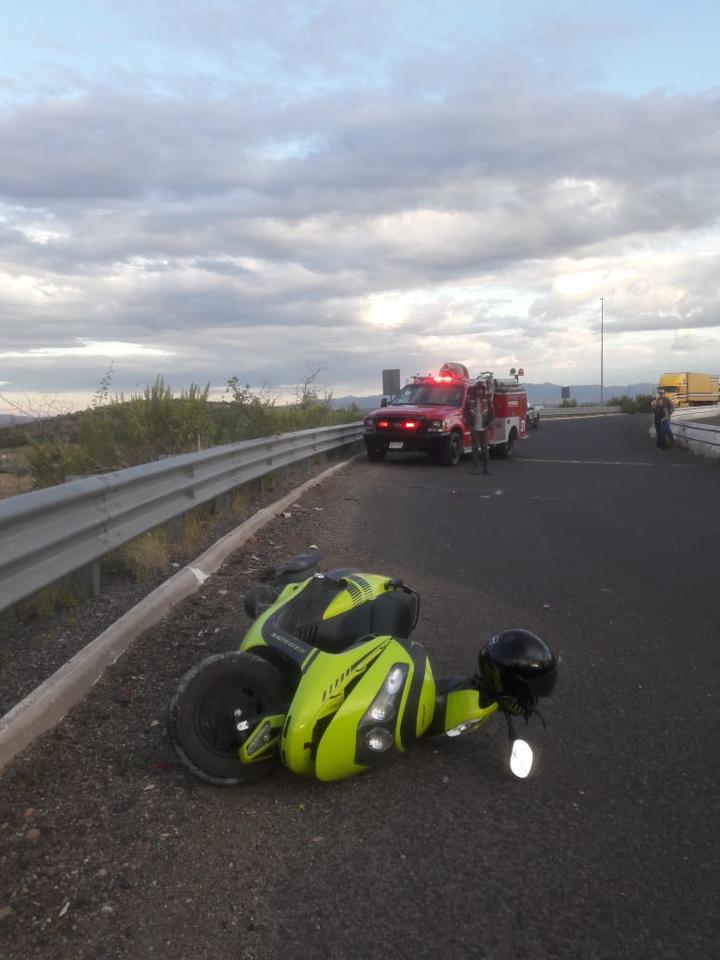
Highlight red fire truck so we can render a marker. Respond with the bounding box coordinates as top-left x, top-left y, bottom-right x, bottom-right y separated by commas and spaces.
363, 363, 529, 465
